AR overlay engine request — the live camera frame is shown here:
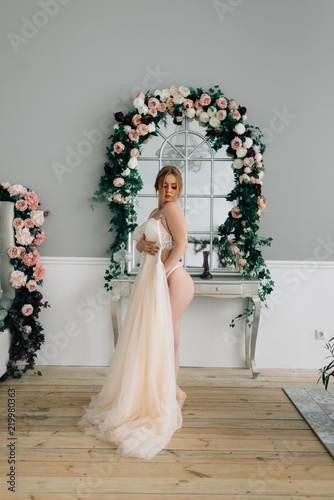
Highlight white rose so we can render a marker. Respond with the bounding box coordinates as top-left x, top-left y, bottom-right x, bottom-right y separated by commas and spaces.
209, 117, 220, 128
121, 168, 131, 176
128, 157, 138, 169
178, 86, 190, 97
253, 144, 260, 154
154, 89, 162, 99
138, 104, 148, 115
173, 93, 184, 105
147, 123, 156, 133
234, 123, 245, 135
243, 137, 253, 149
133, 97, 144, 109
161, 88, 170, 101
199, 112, 209, 123
232, 159, 243, 169
113, 124, 119, 130
207, 106, 217, 117
236, 147, 247, 158
239, 174, 250, 183
185, 108, 196, 119
124, 125, 131, 133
